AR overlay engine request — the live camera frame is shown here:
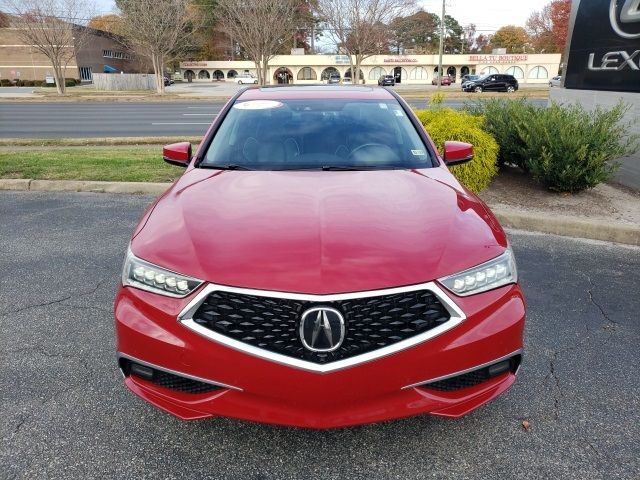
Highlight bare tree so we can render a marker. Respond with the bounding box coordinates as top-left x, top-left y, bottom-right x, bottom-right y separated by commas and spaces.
5, 0, 95, 95
116, 0, 197, 93
215, 0, 299, 85
316, 0, 416, 83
